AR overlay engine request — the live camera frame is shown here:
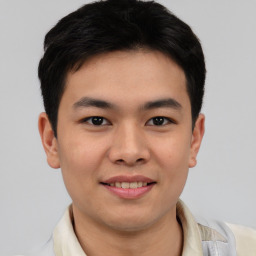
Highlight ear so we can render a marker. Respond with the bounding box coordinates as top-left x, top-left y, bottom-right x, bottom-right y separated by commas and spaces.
189, 114, 205, 168
38, 112, 60, 169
